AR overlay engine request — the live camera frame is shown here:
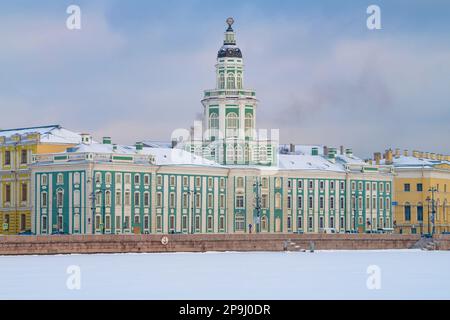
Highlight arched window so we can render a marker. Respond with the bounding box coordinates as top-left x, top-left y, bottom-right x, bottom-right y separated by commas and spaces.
227, 73, 235, 89
236, 73, 242, 89
443, 200, 447, 221
73, 172, 80, 185
57, 173, 64, 185
404, 202, 411, 221
261, 216, 267, 232
209, 113, 219, 129
417, 202, 423, 221
105, 191, 111, 207
245, 113, 253, 131
227, 145, 235, 162
259, 146, 267, 162
236, 145, 243, 164
275, 193, 281, 209
73, 190, 81, 207
56, 190, 64, 207
226, 113, 239, 129
244, 145, 250, 163
218, 73, 225, 89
